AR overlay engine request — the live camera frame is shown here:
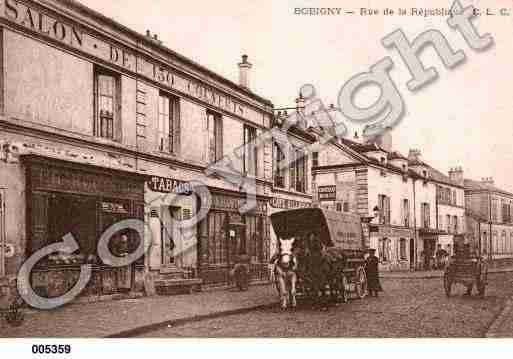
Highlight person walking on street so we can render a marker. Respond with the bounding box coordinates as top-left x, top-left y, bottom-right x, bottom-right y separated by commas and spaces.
365, 248, 383, 297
